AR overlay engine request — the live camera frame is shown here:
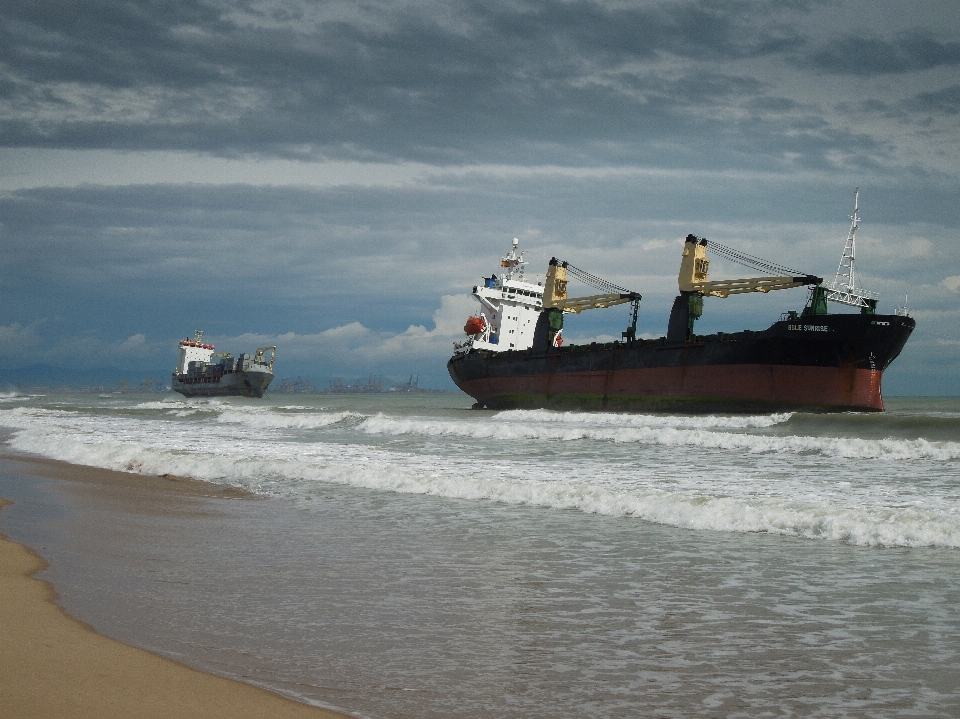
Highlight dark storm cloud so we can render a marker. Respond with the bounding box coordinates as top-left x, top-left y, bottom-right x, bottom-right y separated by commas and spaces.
806, 32, 960, 75
5, 169, 958, 325
1, 1, 223, 87
909, 85, 960, 115
0, 0, 823, 163
5, 0, 957, 170
3, 0, 770, 89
